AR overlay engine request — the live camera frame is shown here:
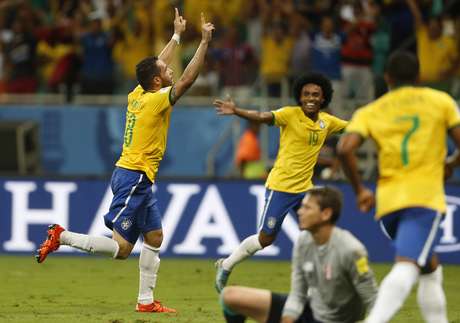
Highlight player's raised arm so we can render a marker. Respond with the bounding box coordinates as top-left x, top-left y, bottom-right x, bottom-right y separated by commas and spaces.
337, 133, 375, 213
213, 97, 274, 124
169, 13, 214, 105
405, 0, 423, 29
158, 8, 186, 65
